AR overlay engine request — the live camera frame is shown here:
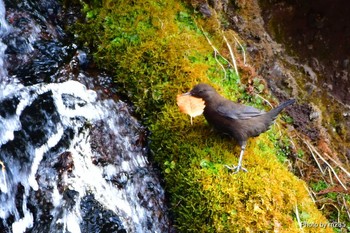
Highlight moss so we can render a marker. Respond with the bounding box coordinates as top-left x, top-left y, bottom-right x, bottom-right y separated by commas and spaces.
151, 106, 331, 231
72, 0, 334, 232
74, 0, 212, 120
